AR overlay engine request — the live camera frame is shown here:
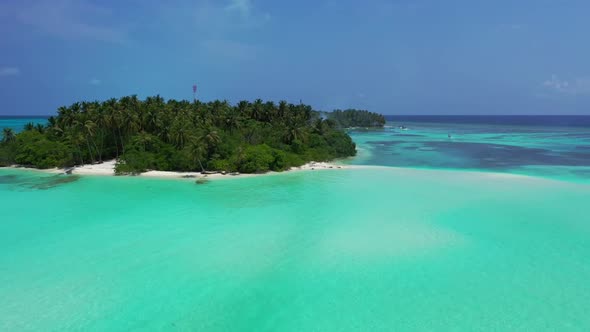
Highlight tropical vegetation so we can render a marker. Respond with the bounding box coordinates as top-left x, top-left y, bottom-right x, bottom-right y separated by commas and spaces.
326, 109, 386, 128
0, 96, 363, 174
